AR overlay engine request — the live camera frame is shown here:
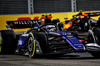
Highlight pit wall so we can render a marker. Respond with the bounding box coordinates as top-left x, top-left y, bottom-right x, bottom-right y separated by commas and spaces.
0, 12, 99, 32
